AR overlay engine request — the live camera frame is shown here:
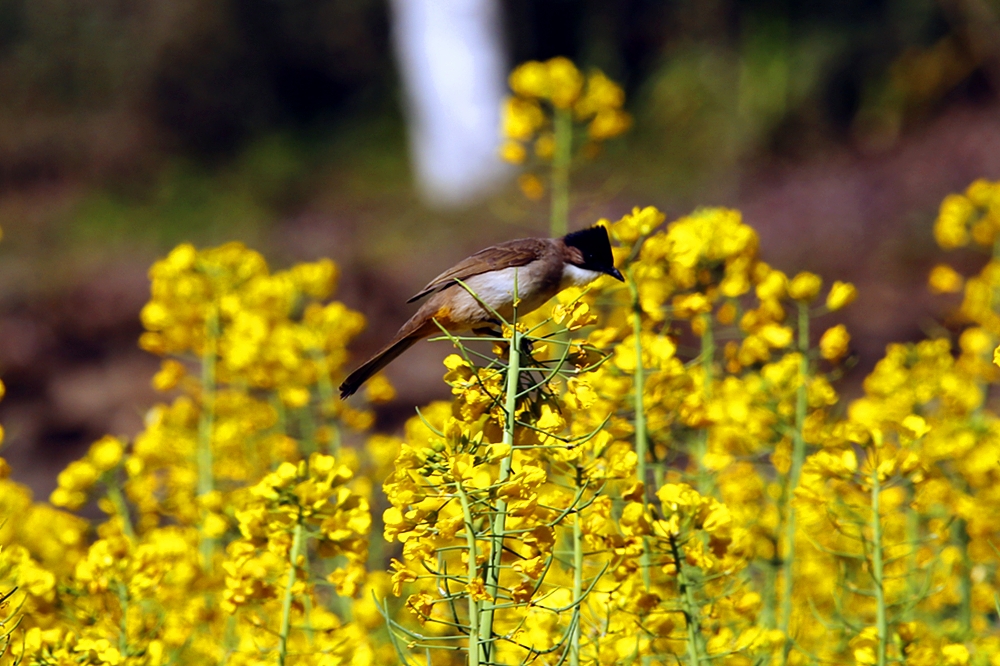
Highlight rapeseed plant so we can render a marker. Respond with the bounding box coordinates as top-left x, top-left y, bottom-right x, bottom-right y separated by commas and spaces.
0, 60, 994, 665
501, 57, 630, 236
